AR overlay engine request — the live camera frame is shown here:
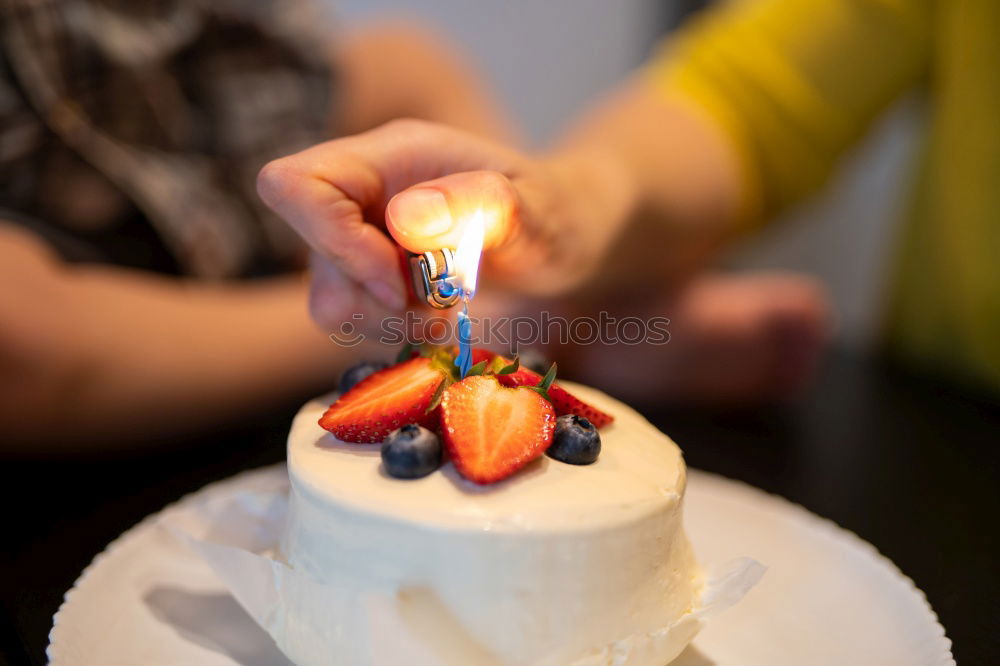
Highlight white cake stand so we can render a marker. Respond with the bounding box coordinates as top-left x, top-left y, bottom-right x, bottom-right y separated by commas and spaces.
47, 465, 954, 666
